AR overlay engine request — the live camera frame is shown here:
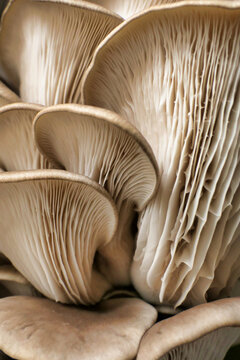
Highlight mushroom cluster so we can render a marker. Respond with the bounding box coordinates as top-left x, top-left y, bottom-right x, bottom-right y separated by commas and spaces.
0, 0, 239, 359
